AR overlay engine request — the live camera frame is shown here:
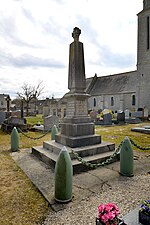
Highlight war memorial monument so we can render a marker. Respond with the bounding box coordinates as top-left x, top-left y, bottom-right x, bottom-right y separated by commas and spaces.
32, 27, 116, 173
